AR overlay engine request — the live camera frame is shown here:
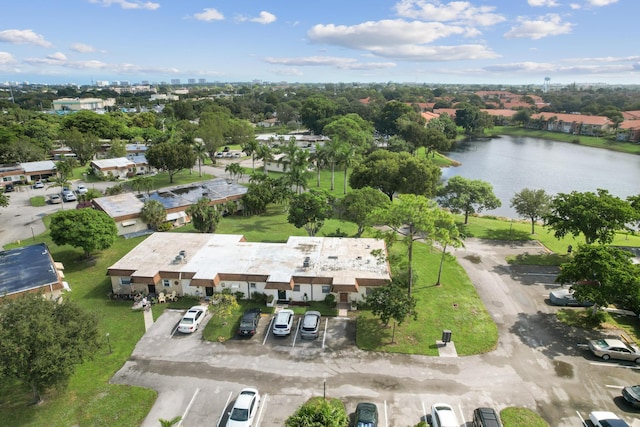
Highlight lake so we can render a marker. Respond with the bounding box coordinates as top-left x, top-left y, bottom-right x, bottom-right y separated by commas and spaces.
441, 135, 640, 219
